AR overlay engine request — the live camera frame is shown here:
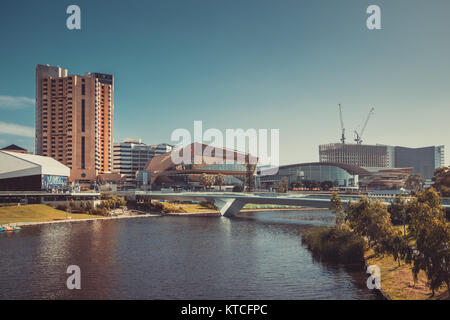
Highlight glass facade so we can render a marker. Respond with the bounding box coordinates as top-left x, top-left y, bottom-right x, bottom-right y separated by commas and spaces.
259, 163, 359, 189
